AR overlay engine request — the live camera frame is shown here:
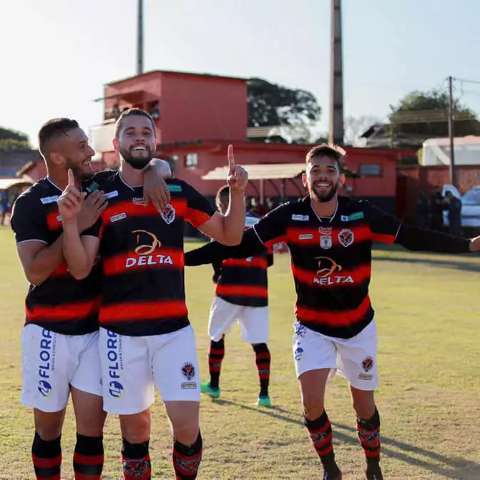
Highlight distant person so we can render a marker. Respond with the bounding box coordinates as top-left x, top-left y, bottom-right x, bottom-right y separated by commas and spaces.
445, 191, 462, 236
415, 192, 429, 229
185, 143, 480, 480
0, 190, 9, 225
200, 185, 274, 407
430, 191, 445, 231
